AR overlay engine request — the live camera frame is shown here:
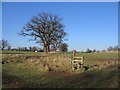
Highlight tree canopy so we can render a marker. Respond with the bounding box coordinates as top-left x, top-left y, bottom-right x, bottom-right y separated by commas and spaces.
19, 12, 67, 53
